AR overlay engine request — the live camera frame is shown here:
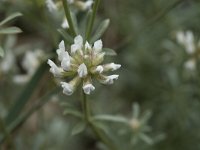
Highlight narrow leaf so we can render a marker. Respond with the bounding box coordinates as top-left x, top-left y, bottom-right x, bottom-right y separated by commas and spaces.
57, 29, 74, 44
5, 62, 47, 125
91, 19, 110, 43
132, 103, 140, 119
93, 115, 127, 123
0, 12, 22, 26
102, 48, 117, 56
71, 12, 79, 35
0, 27, 22, 34
63, 109, 82, 118
71, 122, 86, 135
139, 133, 154, 145
92, 121, 108, 134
